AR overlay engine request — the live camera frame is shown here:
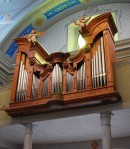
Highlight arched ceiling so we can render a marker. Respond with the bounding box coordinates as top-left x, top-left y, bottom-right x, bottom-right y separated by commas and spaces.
0, 0, 130, 86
